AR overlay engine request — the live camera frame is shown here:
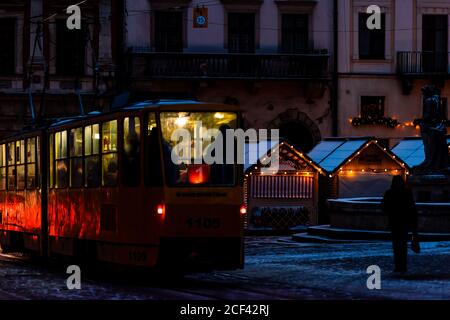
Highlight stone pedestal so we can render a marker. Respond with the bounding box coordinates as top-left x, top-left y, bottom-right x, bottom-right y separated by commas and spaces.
408, 173, 450, 203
